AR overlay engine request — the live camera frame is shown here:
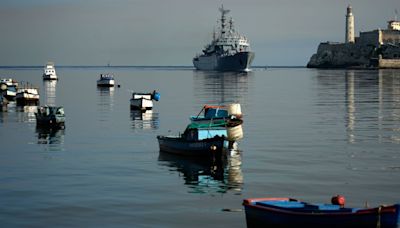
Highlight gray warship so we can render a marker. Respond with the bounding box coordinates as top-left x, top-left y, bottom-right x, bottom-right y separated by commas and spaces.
193, 5, 255, 72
